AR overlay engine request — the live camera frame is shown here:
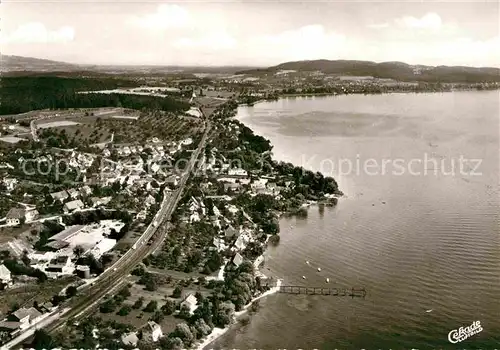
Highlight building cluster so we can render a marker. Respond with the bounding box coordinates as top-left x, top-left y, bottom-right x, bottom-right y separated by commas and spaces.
29, 220, 124, 278
0, 305, 51, 337
1, 133, 196, 227
183, 158, 288, 270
